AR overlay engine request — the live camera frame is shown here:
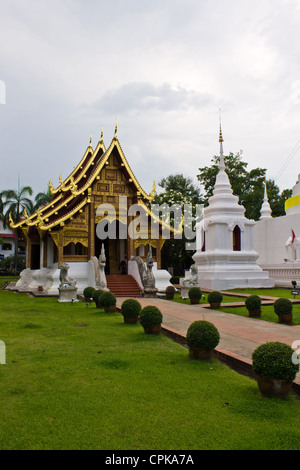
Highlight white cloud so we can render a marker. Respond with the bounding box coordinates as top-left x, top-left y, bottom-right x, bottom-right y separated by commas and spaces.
1, 0, 300, 195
